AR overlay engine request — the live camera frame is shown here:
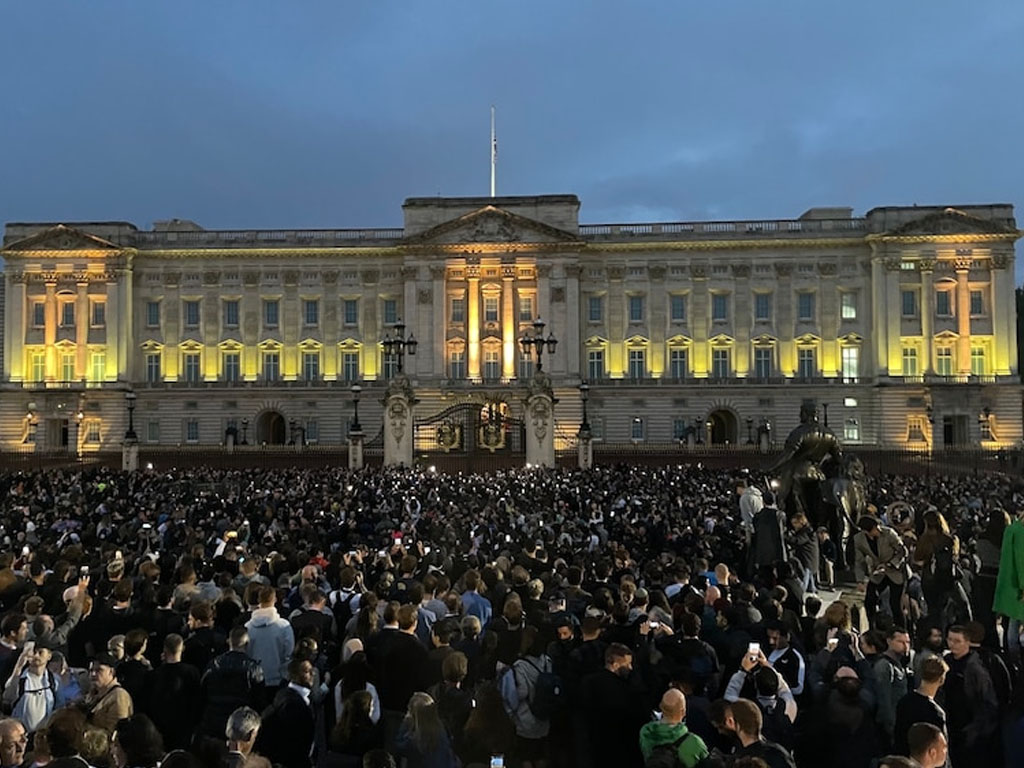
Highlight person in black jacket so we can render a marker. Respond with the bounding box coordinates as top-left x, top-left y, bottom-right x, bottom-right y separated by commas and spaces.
199, 627, 266, 739
893, 655, 947, 758
581, 642, 650, 768
254, 658, 315, 768
183, 602, 226, 674
143, 634, 201, 751
375, 605, 430, 716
